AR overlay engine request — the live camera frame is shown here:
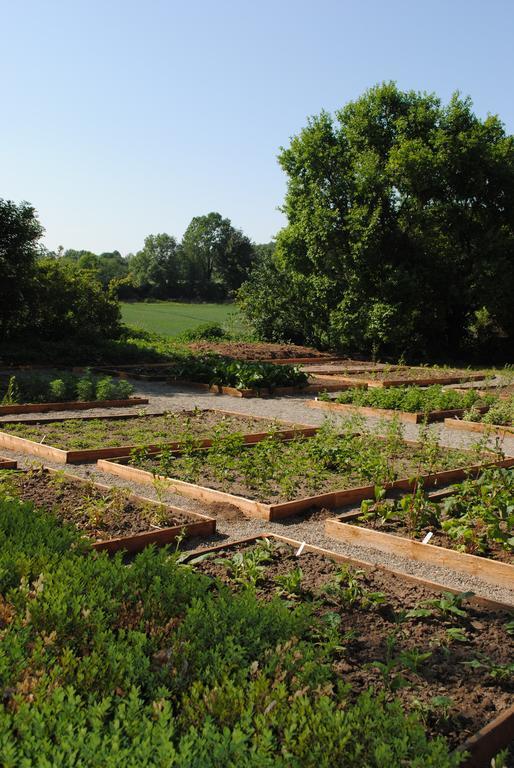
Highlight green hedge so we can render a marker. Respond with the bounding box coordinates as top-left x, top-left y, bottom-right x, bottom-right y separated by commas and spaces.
0, 494, 460, 766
